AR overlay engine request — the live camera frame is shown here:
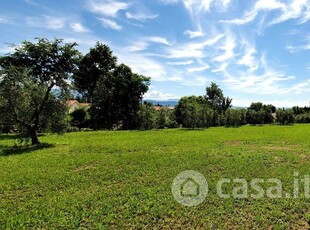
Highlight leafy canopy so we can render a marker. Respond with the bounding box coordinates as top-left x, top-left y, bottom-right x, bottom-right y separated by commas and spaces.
0, 38, 81, 144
